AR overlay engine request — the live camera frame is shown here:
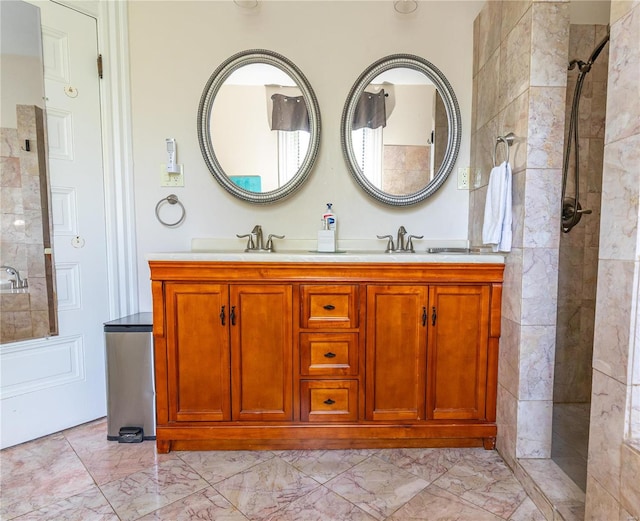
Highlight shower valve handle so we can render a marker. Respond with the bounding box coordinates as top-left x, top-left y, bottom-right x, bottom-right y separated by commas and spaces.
577, 208, 592, 215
